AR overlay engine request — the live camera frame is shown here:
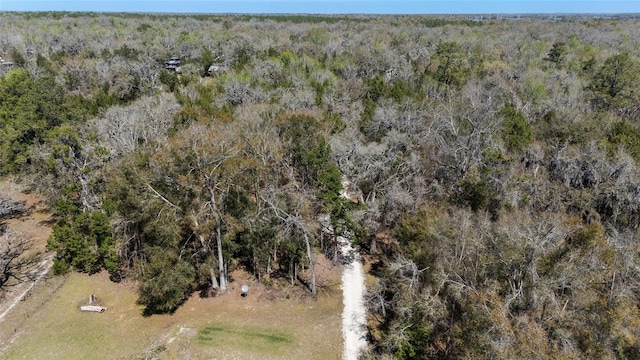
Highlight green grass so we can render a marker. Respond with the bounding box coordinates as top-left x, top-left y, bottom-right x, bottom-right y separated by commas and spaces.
0, 269, 342, 360
196, 323, 294, 355
1, 272, 169, 359
198, 324, 293, 344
